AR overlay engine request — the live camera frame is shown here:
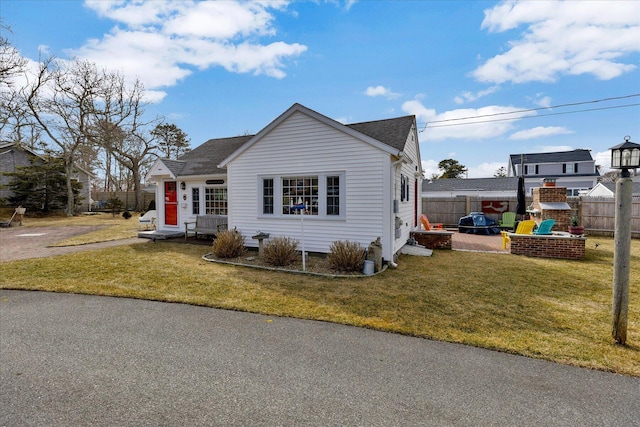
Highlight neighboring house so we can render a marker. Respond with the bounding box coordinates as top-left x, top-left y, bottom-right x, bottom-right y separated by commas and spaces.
0, 142, 94, 211
147, 103, 423, 262
0, 142, 43, 203
585, 181, 640, 197
422, 177, 519, 198
507, 149, 599, 196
